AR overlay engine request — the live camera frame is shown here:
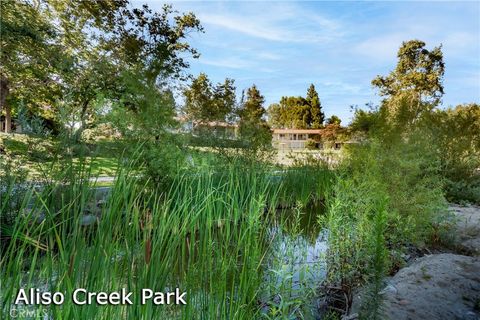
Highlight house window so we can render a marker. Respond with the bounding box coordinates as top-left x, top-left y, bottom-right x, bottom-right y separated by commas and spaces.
298, 134, 306, 140
279, 134, 285, 139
